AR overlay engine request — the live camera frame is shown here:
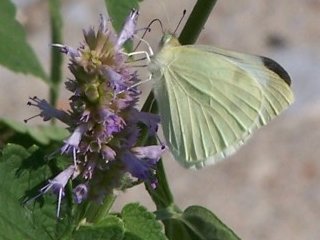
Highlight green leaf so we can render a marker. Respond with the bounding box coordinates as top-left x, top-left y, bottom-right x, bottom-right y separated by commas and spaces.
0, 144, 72, 240
0, 118, 69, 145
104, 0, 142, 33
0, 0, 47, 80
73, 215, 125, 240
164, 206, 240, 240
122, 203, 167, 240
162, 219, 195, 240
